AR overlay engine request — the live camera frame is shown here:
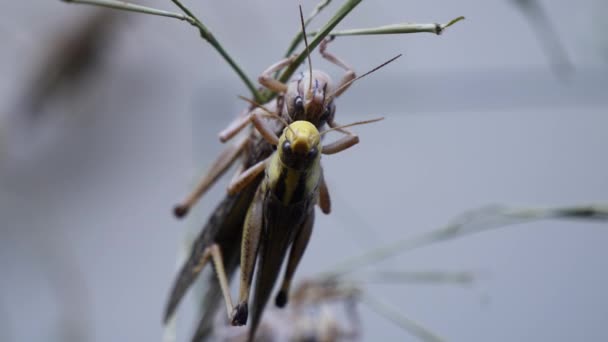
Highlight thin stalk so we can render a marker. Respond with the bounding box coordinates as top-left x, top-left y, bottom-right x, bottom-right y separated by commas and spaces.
323, 204, 608, 278
62, 0, 261, 101
355, 270, 475, 285
61, 0, 195, 23
361, 293, 444, 342
168, 0, 261, 101
309, 16, 465, 37
511, 0, 573, 77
